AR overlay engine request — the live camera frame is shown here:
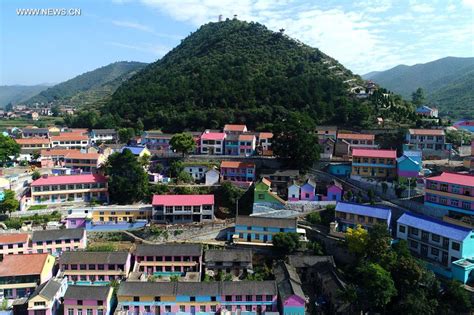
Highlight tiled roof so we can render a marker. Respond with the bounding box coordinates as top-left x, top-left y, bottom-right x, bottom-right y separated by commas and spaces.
220, 161, 255, 168
337, 133, 375, 141
152, 194, 214, 206
136, 243, 202, 257
22, 128, 49, 133
0, 253, 52, 277
236, 216, 297, 229
15, 138, 50, 145
31, 174, 107, 186
287, 255, 335, 268
29, 278, 63, 301
397, 212, 472, 242
352, 149, 396, 159
221, 281, 277, 295
204, 249, 252, 263
224, 124, 247, 132
91, 129, 116, 135
64, 285, 112, 301
258, 132, 273, 139
60, 251, 129, 265
41, 149, 80, 156
51, 134, 88, 141
201, 132, 226, 140
65, 152, 100, 159
408, 129, 445, 136
32, 228, 85, 242
0, 233, 29, 245
426, 172, 474, 187
121, 146, 147, 155
274, 261, 305, 301
238, 134, 255, 141
335, 202, 391, 220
